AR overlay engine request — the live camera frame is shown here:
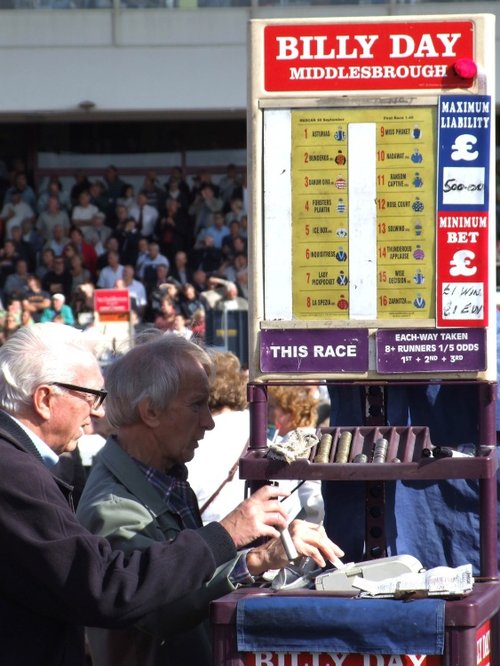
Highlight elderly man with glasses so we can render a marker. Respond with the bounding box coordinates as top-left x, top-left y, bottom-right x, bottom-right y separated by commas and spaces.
0, 322, 316, 666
